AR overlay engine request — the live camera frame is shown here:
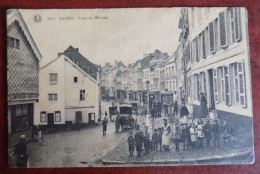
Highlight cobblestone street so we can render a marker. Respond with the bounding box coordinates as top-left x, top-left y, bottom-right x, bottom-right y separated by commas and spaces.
8, 101, 143, 167
102, 120, 254, 166
9, 121, 129, 167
